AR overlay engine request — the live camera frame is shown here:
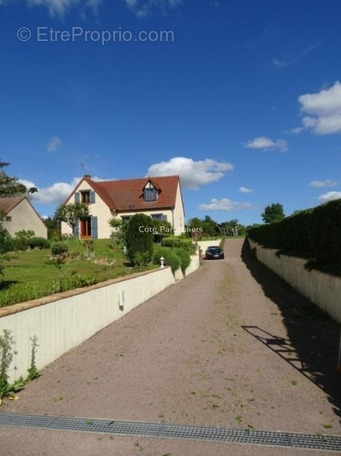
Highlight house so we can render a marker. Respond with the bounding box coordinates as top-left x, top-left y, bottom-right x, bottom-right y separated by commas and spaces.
61, 175, 185, 239
0, 196, 48, 238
